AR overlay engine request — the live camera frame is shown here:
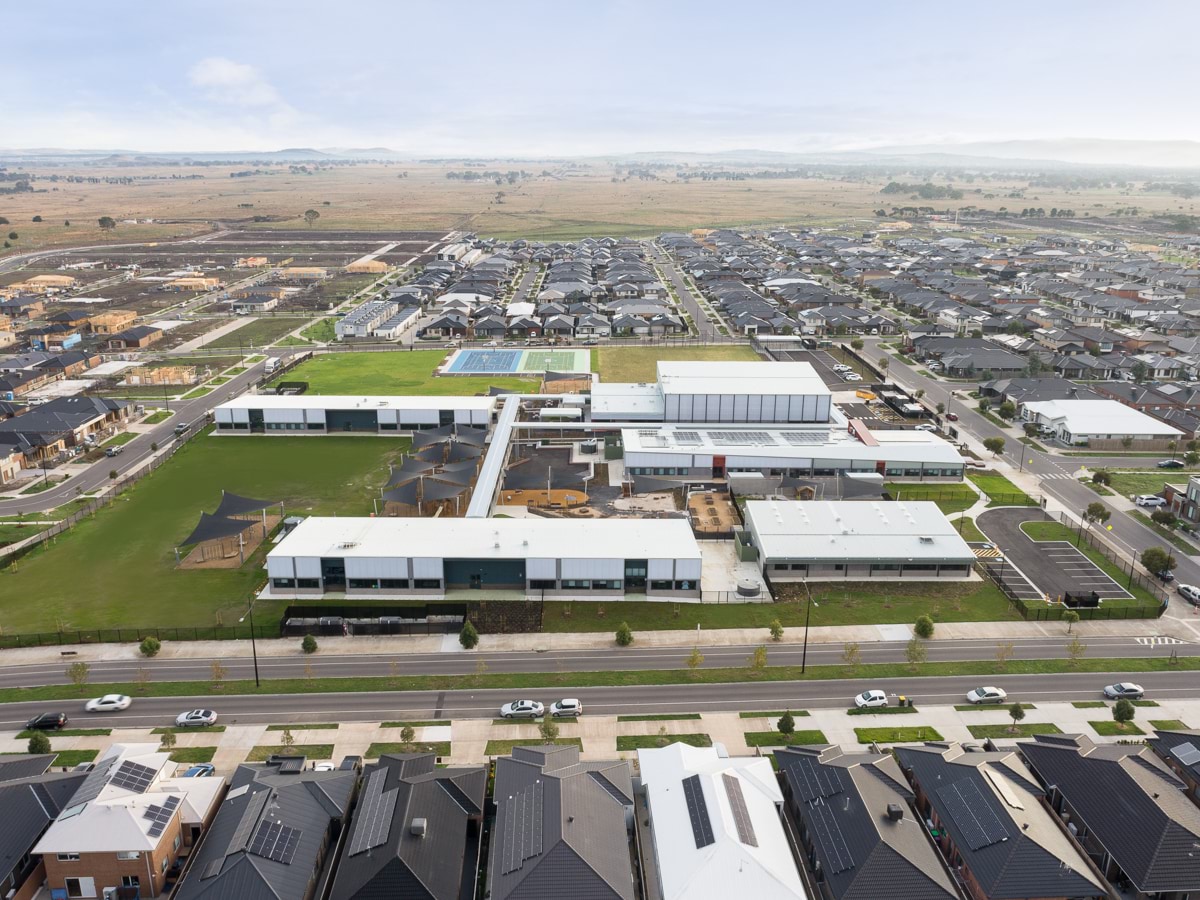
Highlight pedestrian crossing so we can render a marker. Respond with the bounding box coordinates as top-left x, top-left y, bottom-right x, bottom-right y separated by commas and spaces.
1135, 636, 1187, 646
1037, 472, 1076, 480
